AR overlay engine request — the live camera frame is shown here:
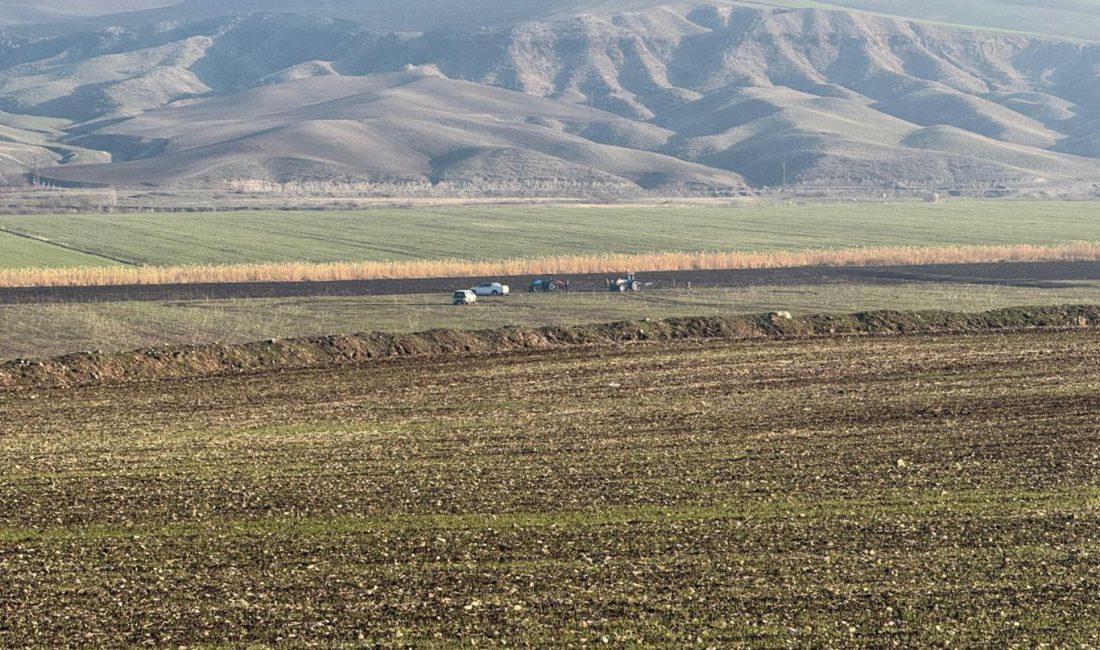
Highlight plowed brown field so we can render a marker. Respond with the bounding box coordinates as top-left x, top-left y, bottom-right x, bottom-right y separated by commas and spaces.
2, 330, 1099, 647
